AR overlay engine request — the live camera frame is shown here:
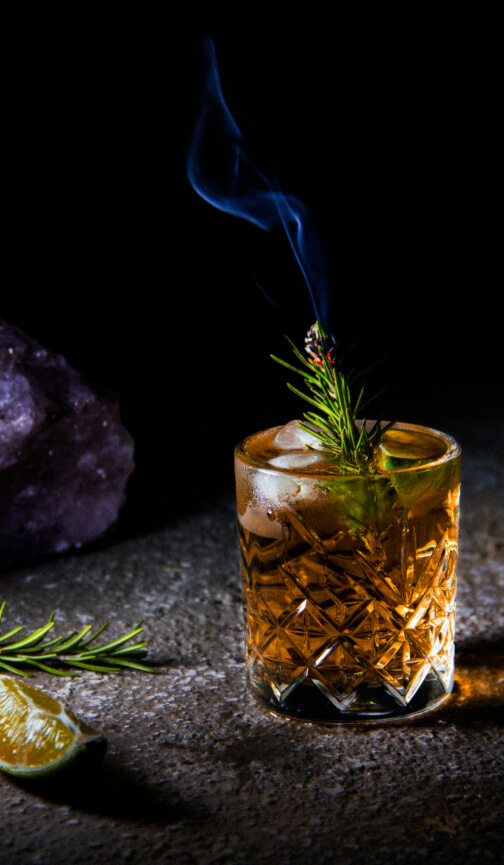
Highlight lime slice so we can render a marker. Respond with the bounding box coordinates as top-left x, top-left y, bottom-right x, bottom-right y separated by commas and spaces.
376, 429, 460, 507
0, 675, 106, 778
377, 428, 447, 471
